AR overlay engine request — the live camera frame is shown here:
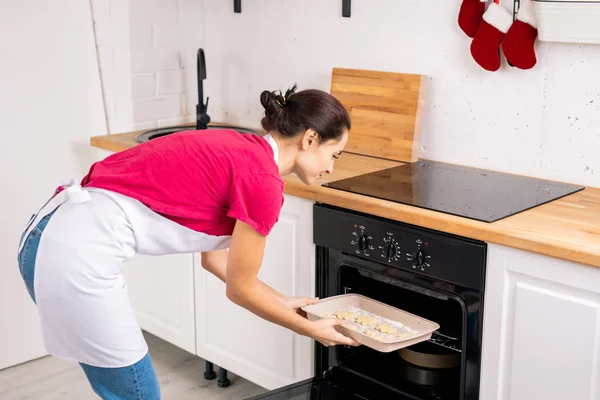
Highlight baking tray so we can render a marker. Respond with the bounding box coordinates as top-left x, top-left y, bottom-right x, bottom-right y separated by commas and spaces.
301, 294, 440, 353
